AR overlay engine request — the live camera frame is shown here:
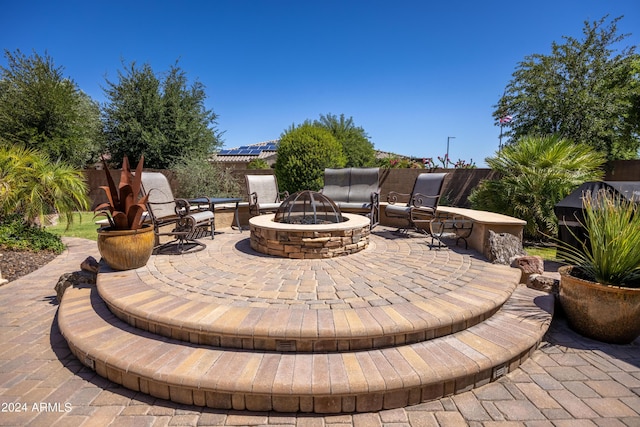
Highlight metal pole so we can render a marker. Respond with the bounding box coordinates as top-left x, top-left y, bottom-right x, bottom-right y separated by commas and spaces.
446, 136, 455, 168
